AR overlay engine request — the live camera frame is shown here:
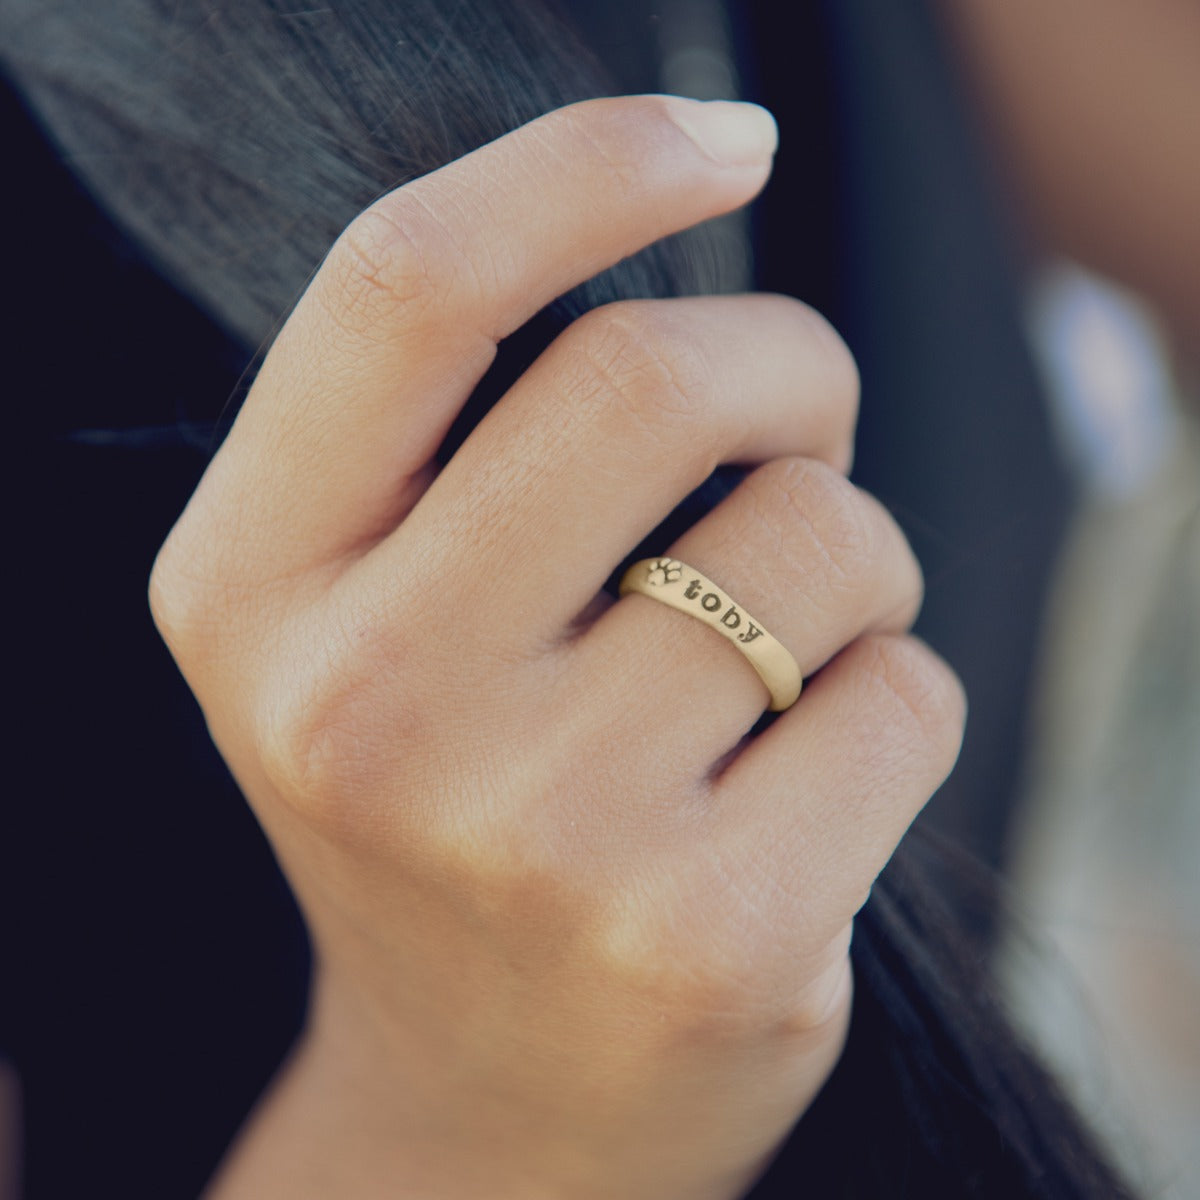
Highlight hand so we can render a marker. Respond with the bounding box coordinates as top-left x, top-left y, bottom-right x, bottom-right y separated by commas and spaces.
150, 95, 965, 1200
